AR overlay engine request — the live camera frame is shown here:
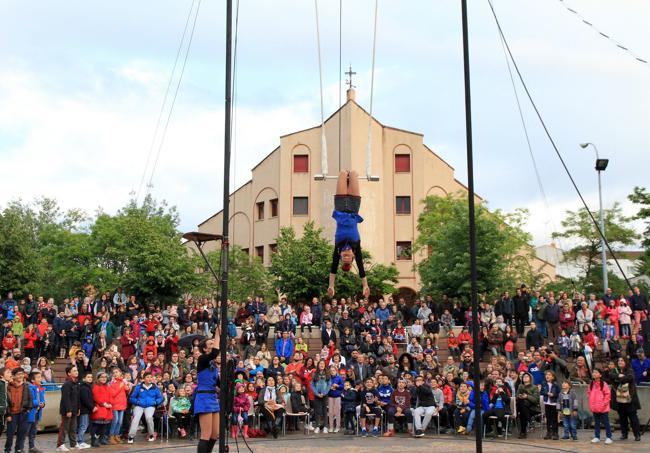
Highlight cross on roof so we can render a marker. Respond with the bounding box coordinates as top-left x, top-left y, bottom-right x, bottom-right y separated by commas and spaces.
345, 65, 356, 89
